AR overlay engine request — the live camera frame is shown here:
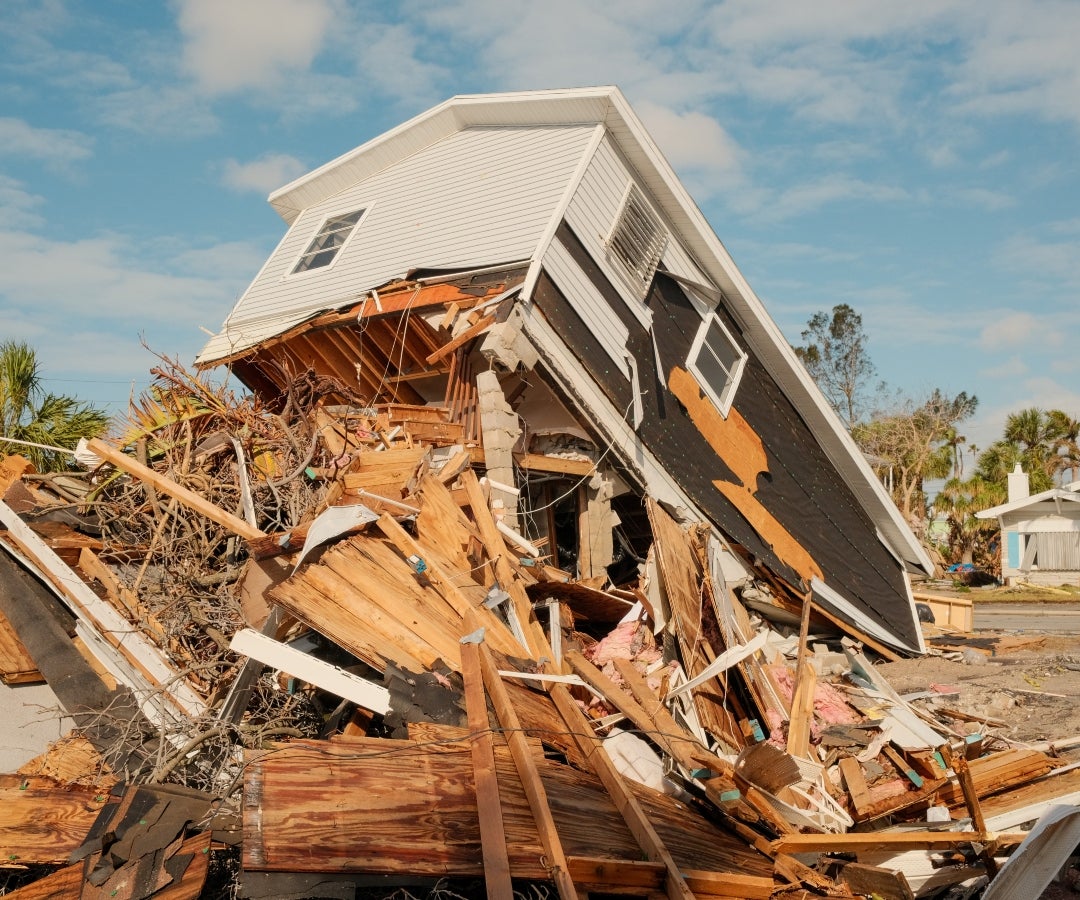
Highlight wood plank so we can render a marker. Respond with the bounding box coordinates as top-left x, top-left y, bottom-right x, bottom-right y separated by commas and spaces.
0, 776, 109, 865
470, 448, 596, 477
566, 650, 730, 780
477, 643, 582, 900
548, 683, 696, 900
772, 831, 1028, 854
242, 738, 772, 883
426, 313, 497, 365
459, 469, 553, 663
785, 594, 815, 760
86, 438, 264, 540
839, 756, 872, 817
0, 604, 42, 684
840, 862, 915, 900
1, 861, 84, 898
460, 636, 513, 900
